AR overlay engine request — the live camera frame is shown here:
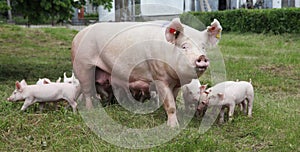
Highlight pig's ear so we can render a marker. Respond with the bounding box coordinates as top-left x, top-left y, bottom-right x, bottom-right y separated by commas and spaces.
20, 79, 27, 86
15, 81, 22, 90
199, 85, 207, 93
56, 77, 61, 83
165, 18, 184, 44
217, 93, 224, 100
43, 80, 50, 84
64, 72, 67, 79
206, 19, 222, 46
